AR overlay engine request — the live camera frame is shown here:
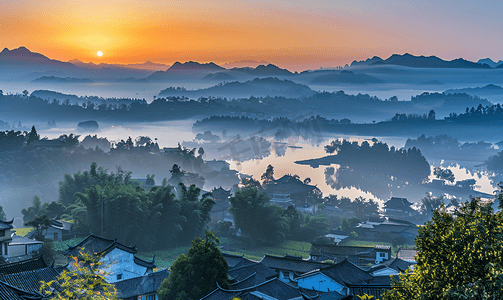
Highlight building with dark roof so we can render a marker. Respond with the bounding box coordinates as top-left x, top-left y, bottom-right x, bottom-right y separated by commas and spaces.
222, 253, 257, 269
63, 233, 156, 283
354, 218, 419, 244
264, 175, 320, 207
228, 263, 278, 290
259, 254, 331, 282
26, 219, 73, 242
296, 259, 394, 299
7, 235, 43, 258
383, 197, 415, 217
201, 277, 320, 300
210, 188, 232, 222
114, 268, 170, 300
0, 280, 43, 300
309, 244, 391, 266
0, 219, 14, 258
0, 264, 65, 295
366, 257, 415, 276
396, 248, 418, 262
0, 256, 48, 275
